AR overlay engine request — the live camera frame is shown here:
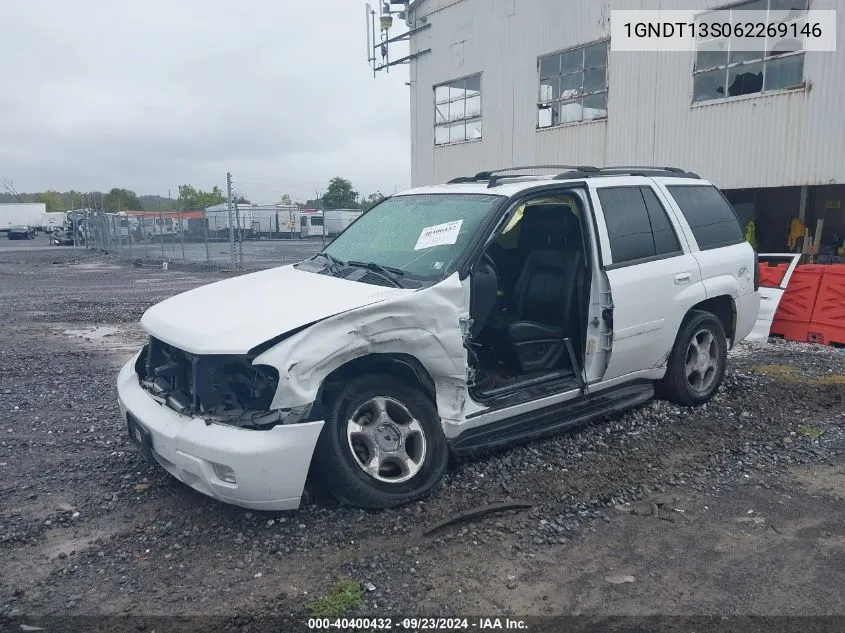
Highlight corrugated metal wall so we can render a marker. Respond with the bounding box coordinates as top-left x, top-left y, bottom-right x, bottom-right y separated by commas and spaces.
409, 0, 845, 189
